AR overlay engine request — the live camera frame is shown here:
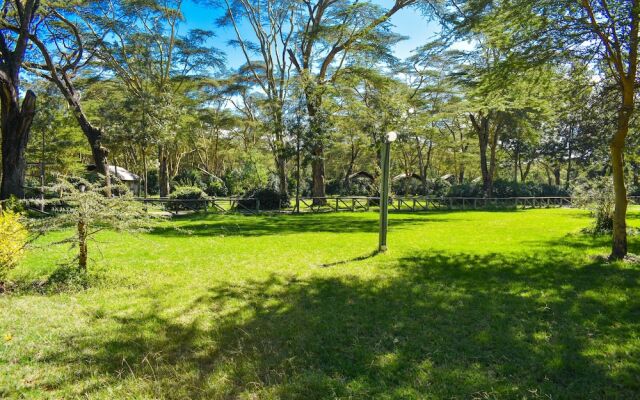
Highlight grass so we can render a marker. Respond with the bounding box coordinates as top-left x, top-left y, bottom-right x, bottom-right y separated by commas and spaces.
1, 208, 639, 399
